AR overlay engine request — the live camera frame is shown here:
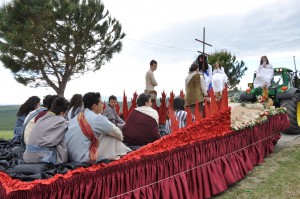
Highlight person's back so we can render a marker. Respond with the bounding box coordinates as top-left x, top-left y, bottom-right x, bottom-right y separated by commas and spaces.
66, 94, 83, 121
12, 96, 41, 143
23, 97, 69, 164
23, 95, 58, 145
122, 93, 160, 146
165, 97, 187, 134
